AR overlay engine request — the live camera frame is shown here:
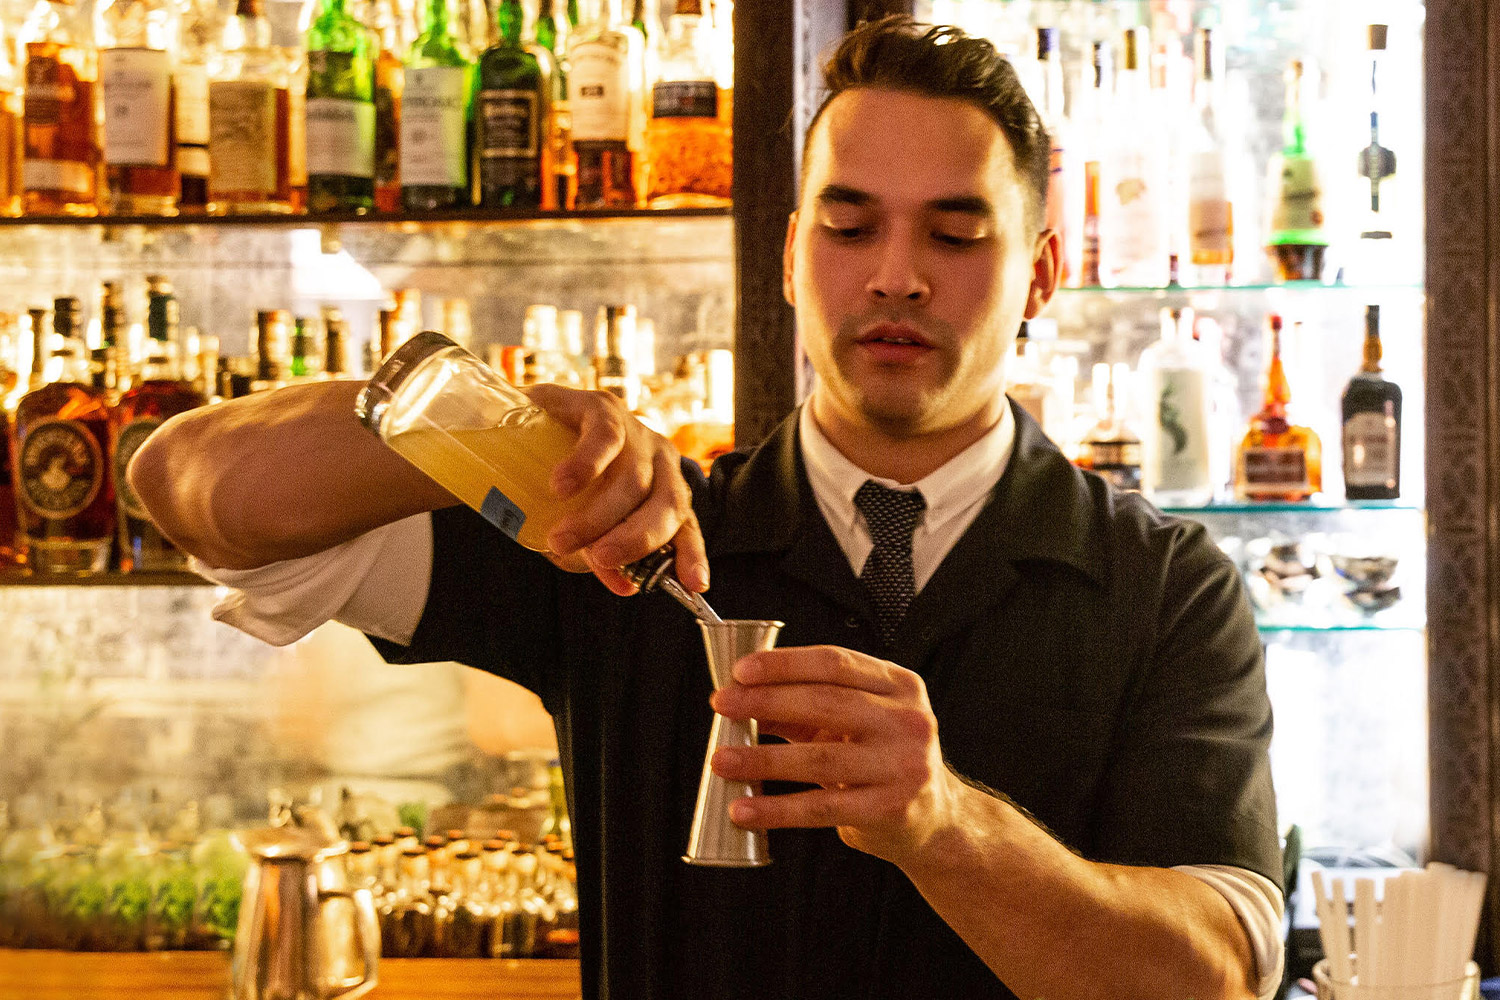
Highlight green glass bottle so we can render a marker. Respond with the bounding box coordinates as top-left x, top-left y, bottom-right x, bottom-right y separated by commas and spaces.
1267, 59, 1328, 281
401, 0, 475, 211
305, 0, 376, 212
476, 0, 544, 207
